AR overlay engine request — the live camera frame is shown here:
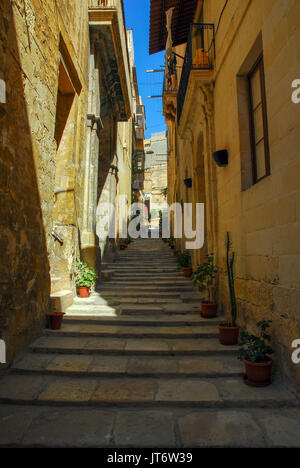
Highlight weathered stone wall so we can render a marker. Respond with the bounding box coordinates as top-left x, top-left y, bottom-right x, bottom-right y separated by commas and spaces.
0, 0, 89, 364
167, 0, 300, 391
209, 0, 300, 391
